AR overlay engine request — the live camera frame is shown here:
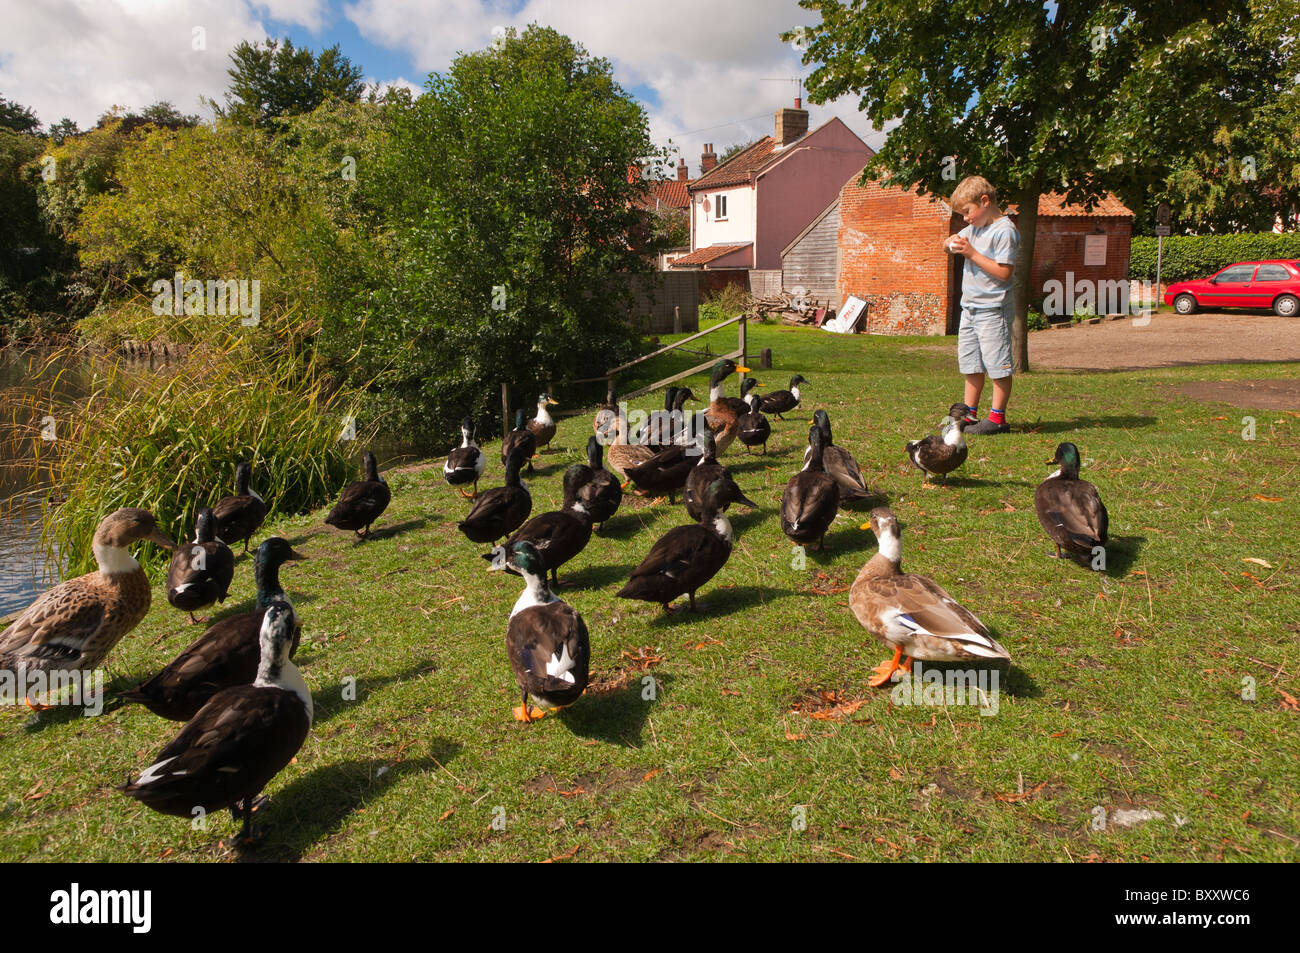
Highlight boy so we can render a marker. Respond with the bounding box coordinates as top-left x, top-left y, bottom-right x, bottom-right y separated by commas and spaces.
945, 175, 1019, 435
